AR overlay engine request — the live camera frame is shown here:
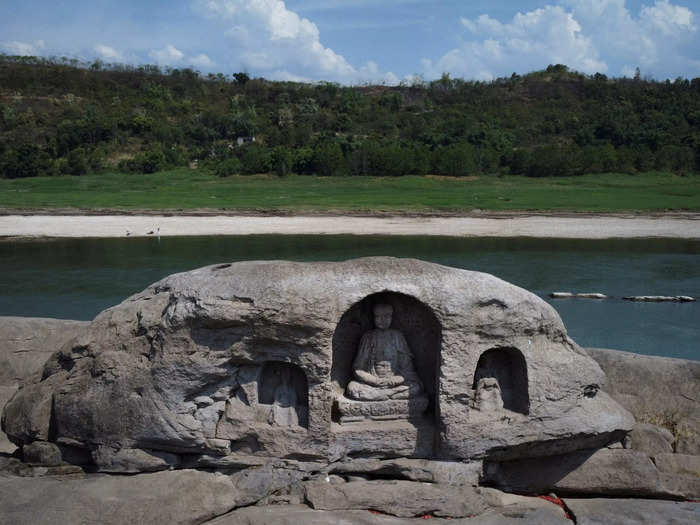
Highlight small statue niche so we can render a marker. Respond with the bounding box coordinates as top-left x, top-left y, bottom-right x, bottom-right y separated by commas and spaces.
471, 347, 529, 415
333, 297, 439, 424
258, 362, 309, 428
